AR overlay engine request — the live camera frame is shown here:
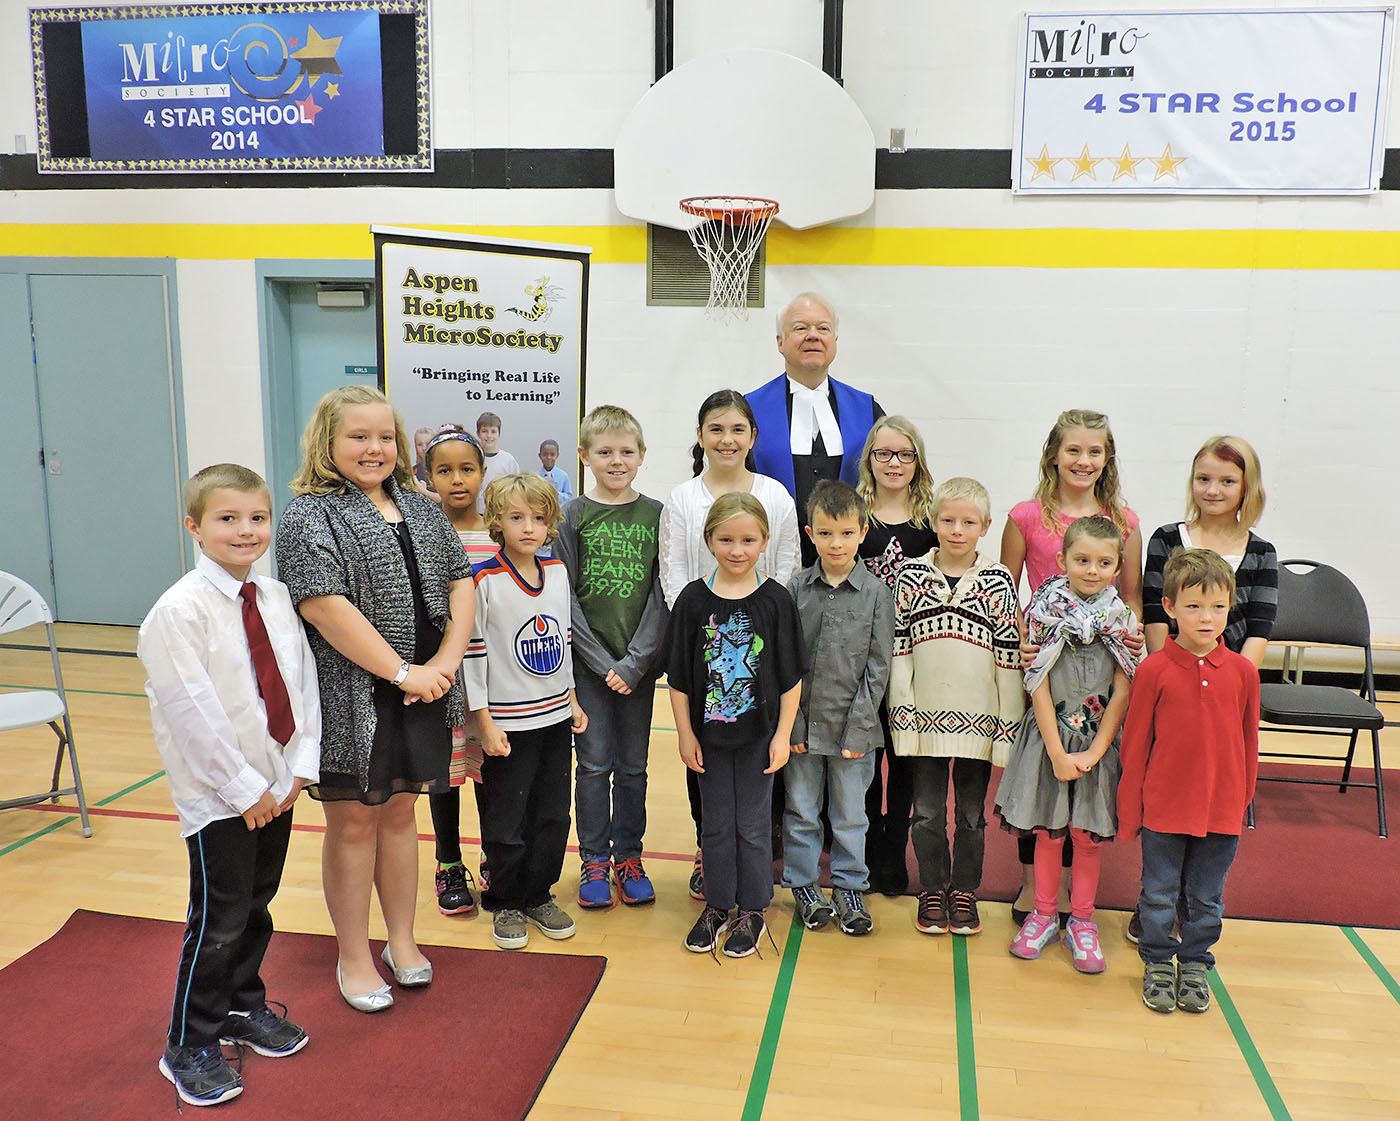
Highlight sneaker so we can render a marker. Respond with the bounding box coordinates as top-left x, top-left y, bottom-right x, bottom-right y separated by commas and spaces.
833, 888, 873, 936
158, 1043, 243, 1107
492, 907, 528, 950
1142, 961, 1178, 1013
685, 905, 730, 953
1065, 916, 1107, 974
1126, 907, 1143, 945
613, 856, 656, 906
688, 851, 705, 901
524, 898, 577, 940
723, 910, 768, 958
1176, 961, 1212, 1013
915, 889, 950, 935
791, 885, 835, 931
218, 1003, 307, 1057
1009, 912, 1060, 960
578, 854, 614, 909
947, 890, 981, 935
435, 863, 477, 917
